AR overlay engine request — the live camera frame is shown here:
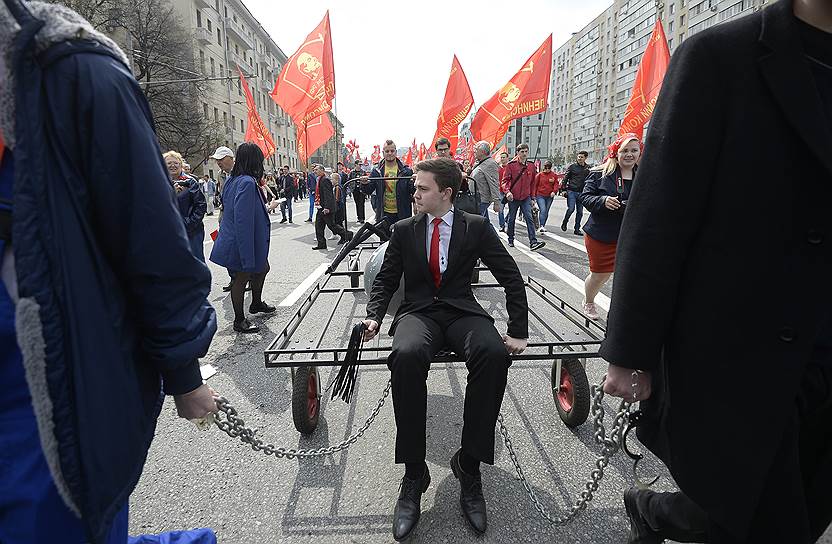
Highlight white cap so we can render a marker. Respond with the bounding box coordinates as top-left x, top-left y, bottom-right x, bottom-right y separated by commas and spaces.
210, 146, 234, 160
